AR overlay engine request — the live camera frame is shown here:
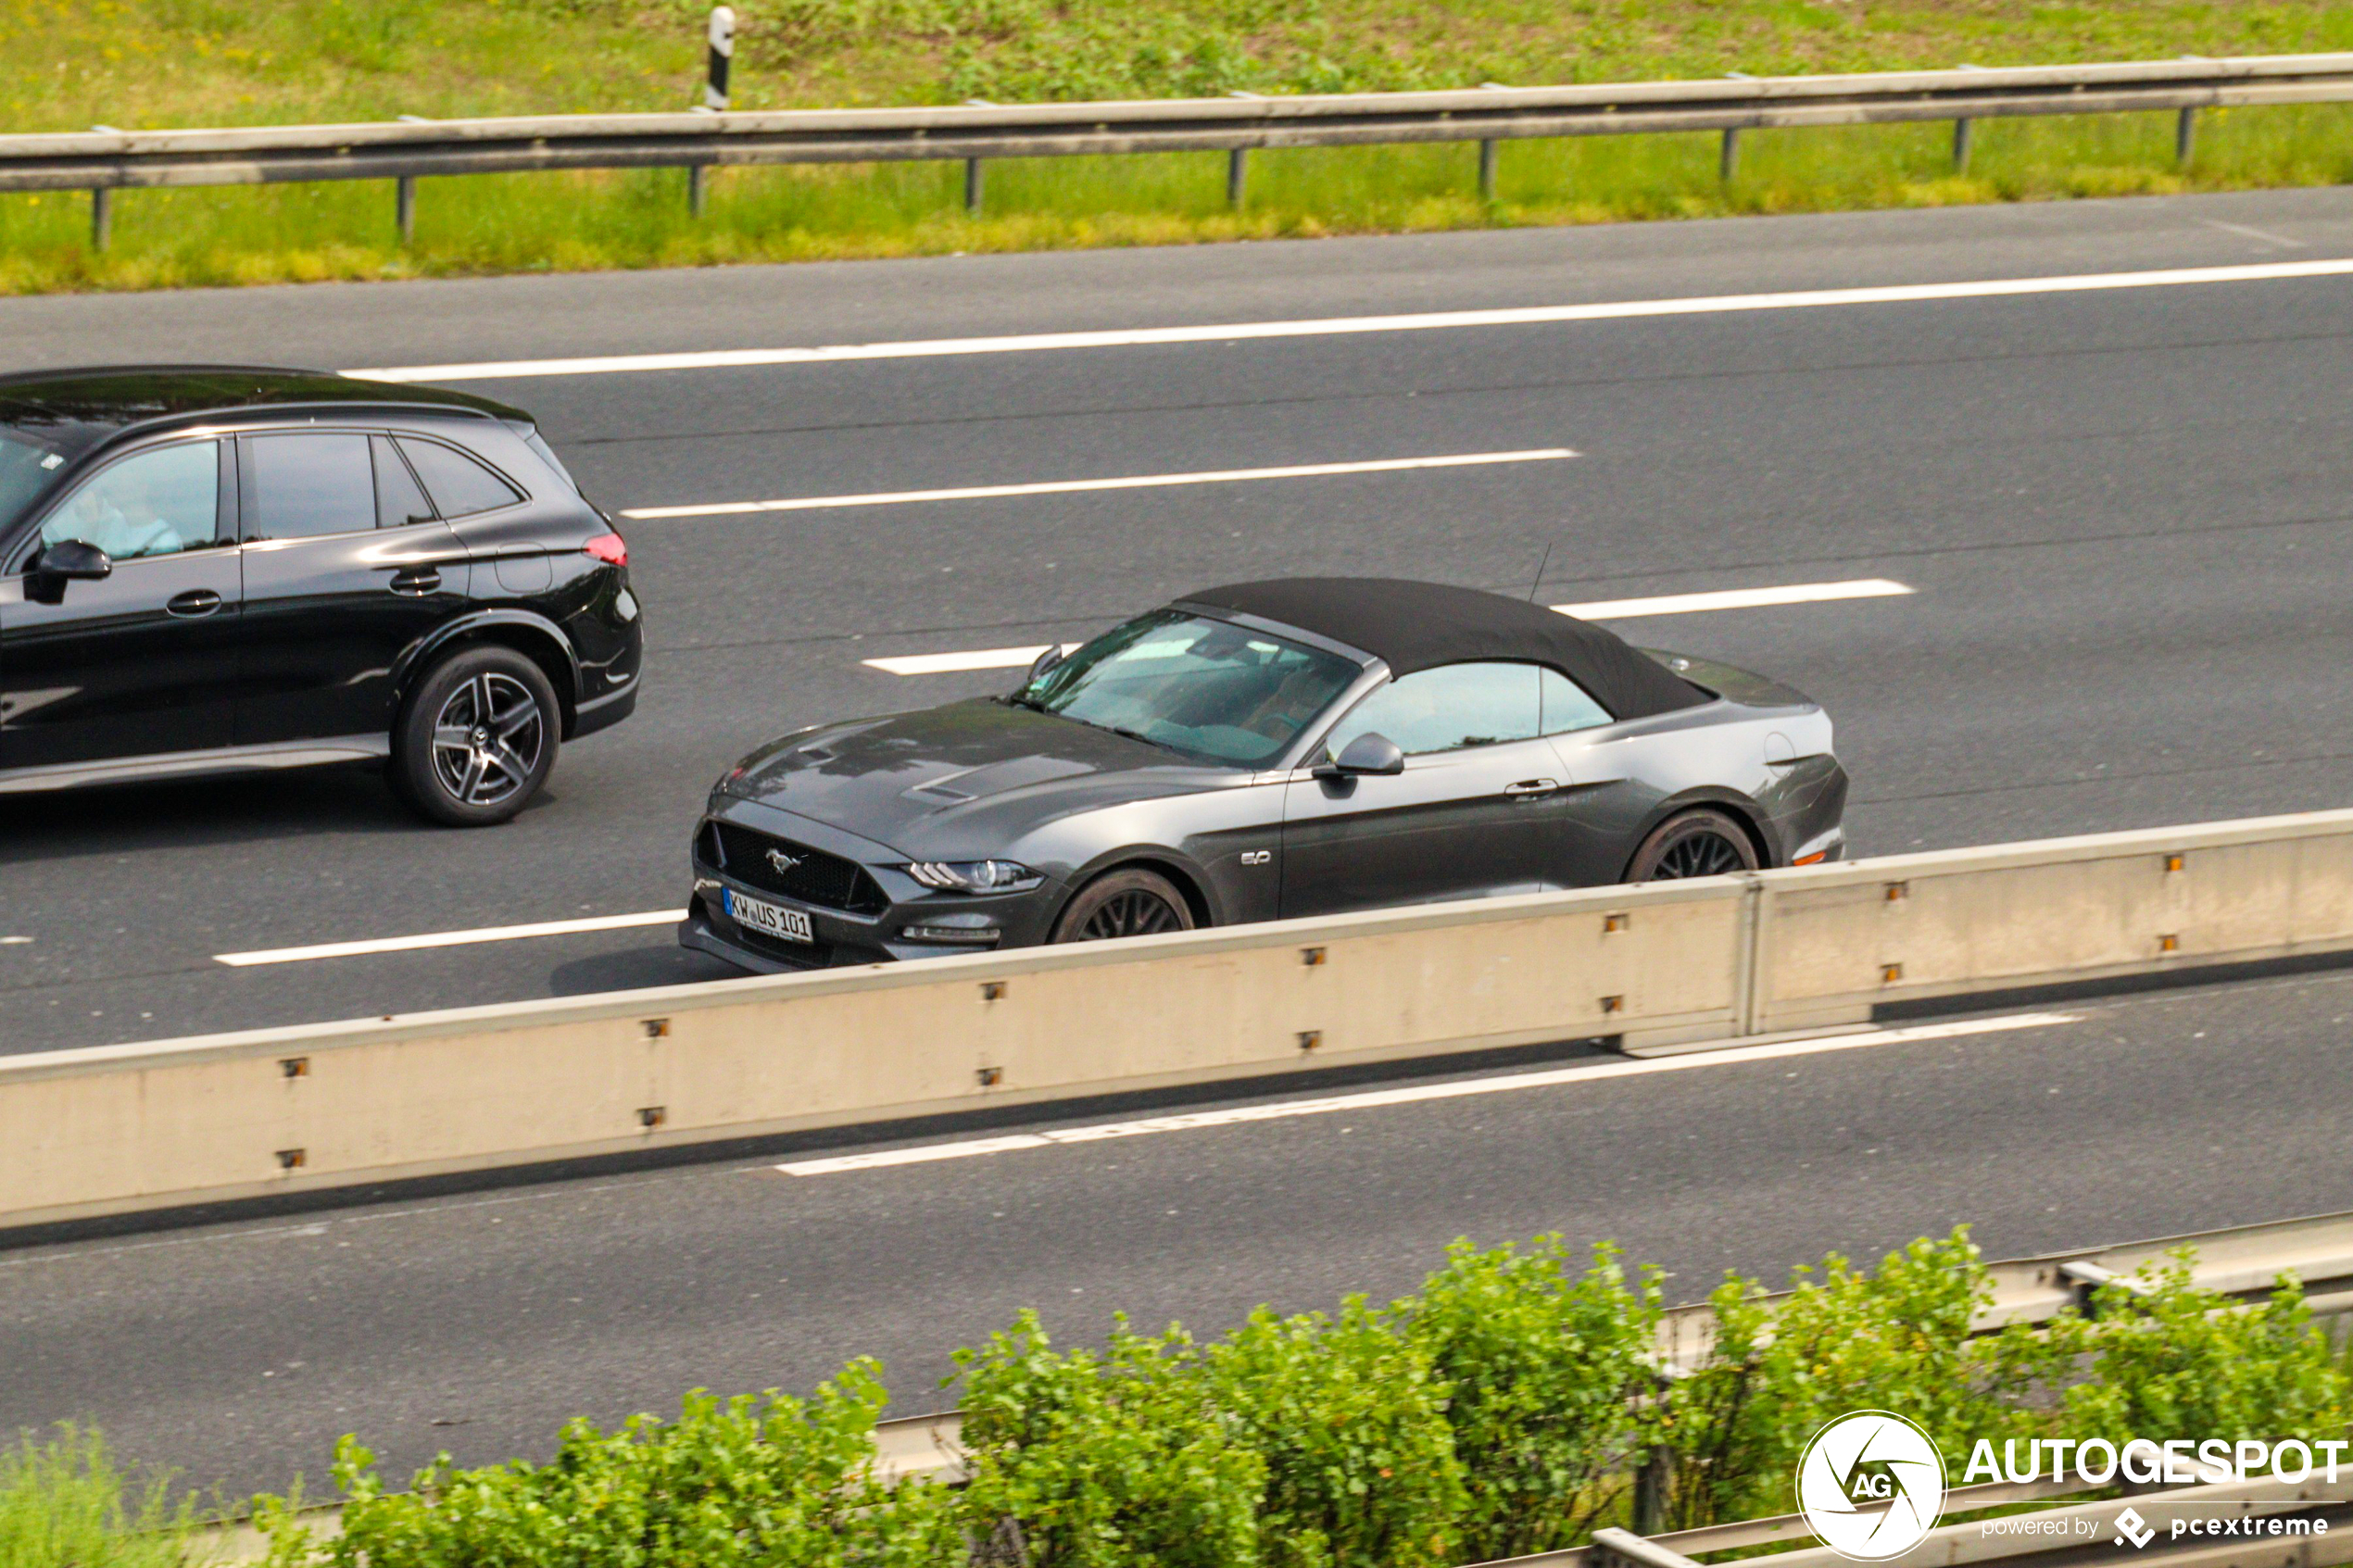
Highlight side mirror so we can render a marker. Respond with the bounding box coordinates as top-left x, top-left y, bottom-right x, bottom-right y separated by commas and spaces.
34, 539, 112, 582
1313, 732, 1406, 779
1024, 643, 1067, 684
